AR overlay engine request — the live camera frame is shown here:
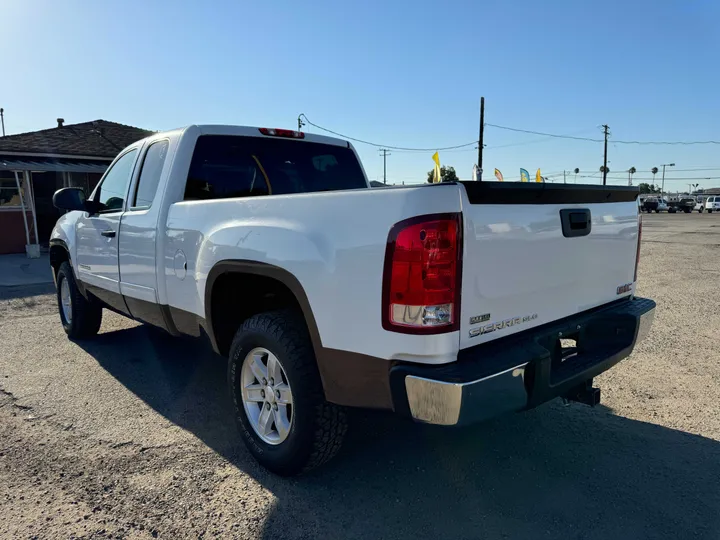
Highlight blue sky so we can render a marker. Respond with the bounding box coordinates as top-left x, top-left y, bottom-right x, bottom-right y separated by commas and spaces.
3, 0, 719, 190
